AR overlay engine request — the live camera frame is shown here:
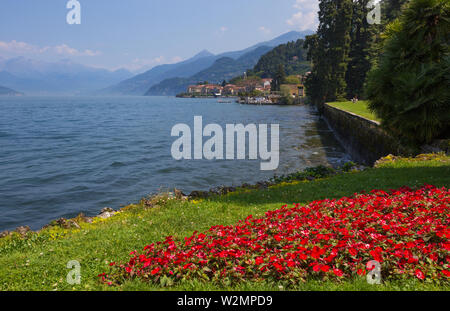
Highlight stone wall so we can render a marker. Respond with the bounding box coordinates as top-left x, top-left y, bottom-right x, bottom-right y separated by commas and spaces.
322, 103, 412, 166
